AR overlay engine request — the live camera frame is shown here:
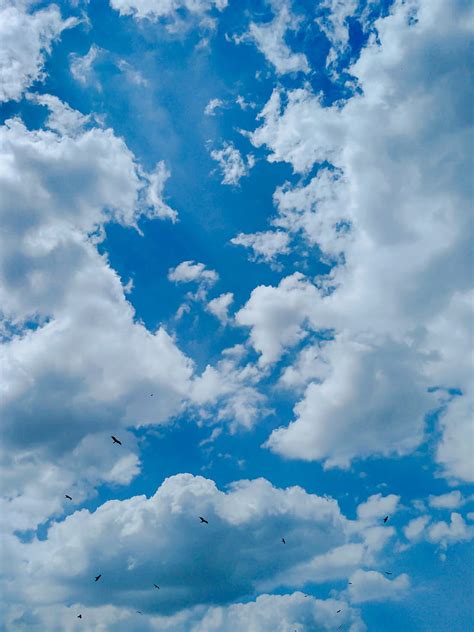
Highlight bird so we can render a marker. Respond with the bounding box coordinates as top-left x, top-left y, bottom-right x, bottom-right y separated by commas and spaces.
348, 582, 352, 585
199, 516, 208, 524
65, 494, 72, 500
281, 537, 286, 544
385, 571, 392, 575
77, 614, 82, 619
136, 611, 143, 615
94, 574, 102, 582
383, 515, 389, 523
337, 609, 342, 613
111, 436, 122, 445
150, 394, 154, 397
153, 584, 160, 589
